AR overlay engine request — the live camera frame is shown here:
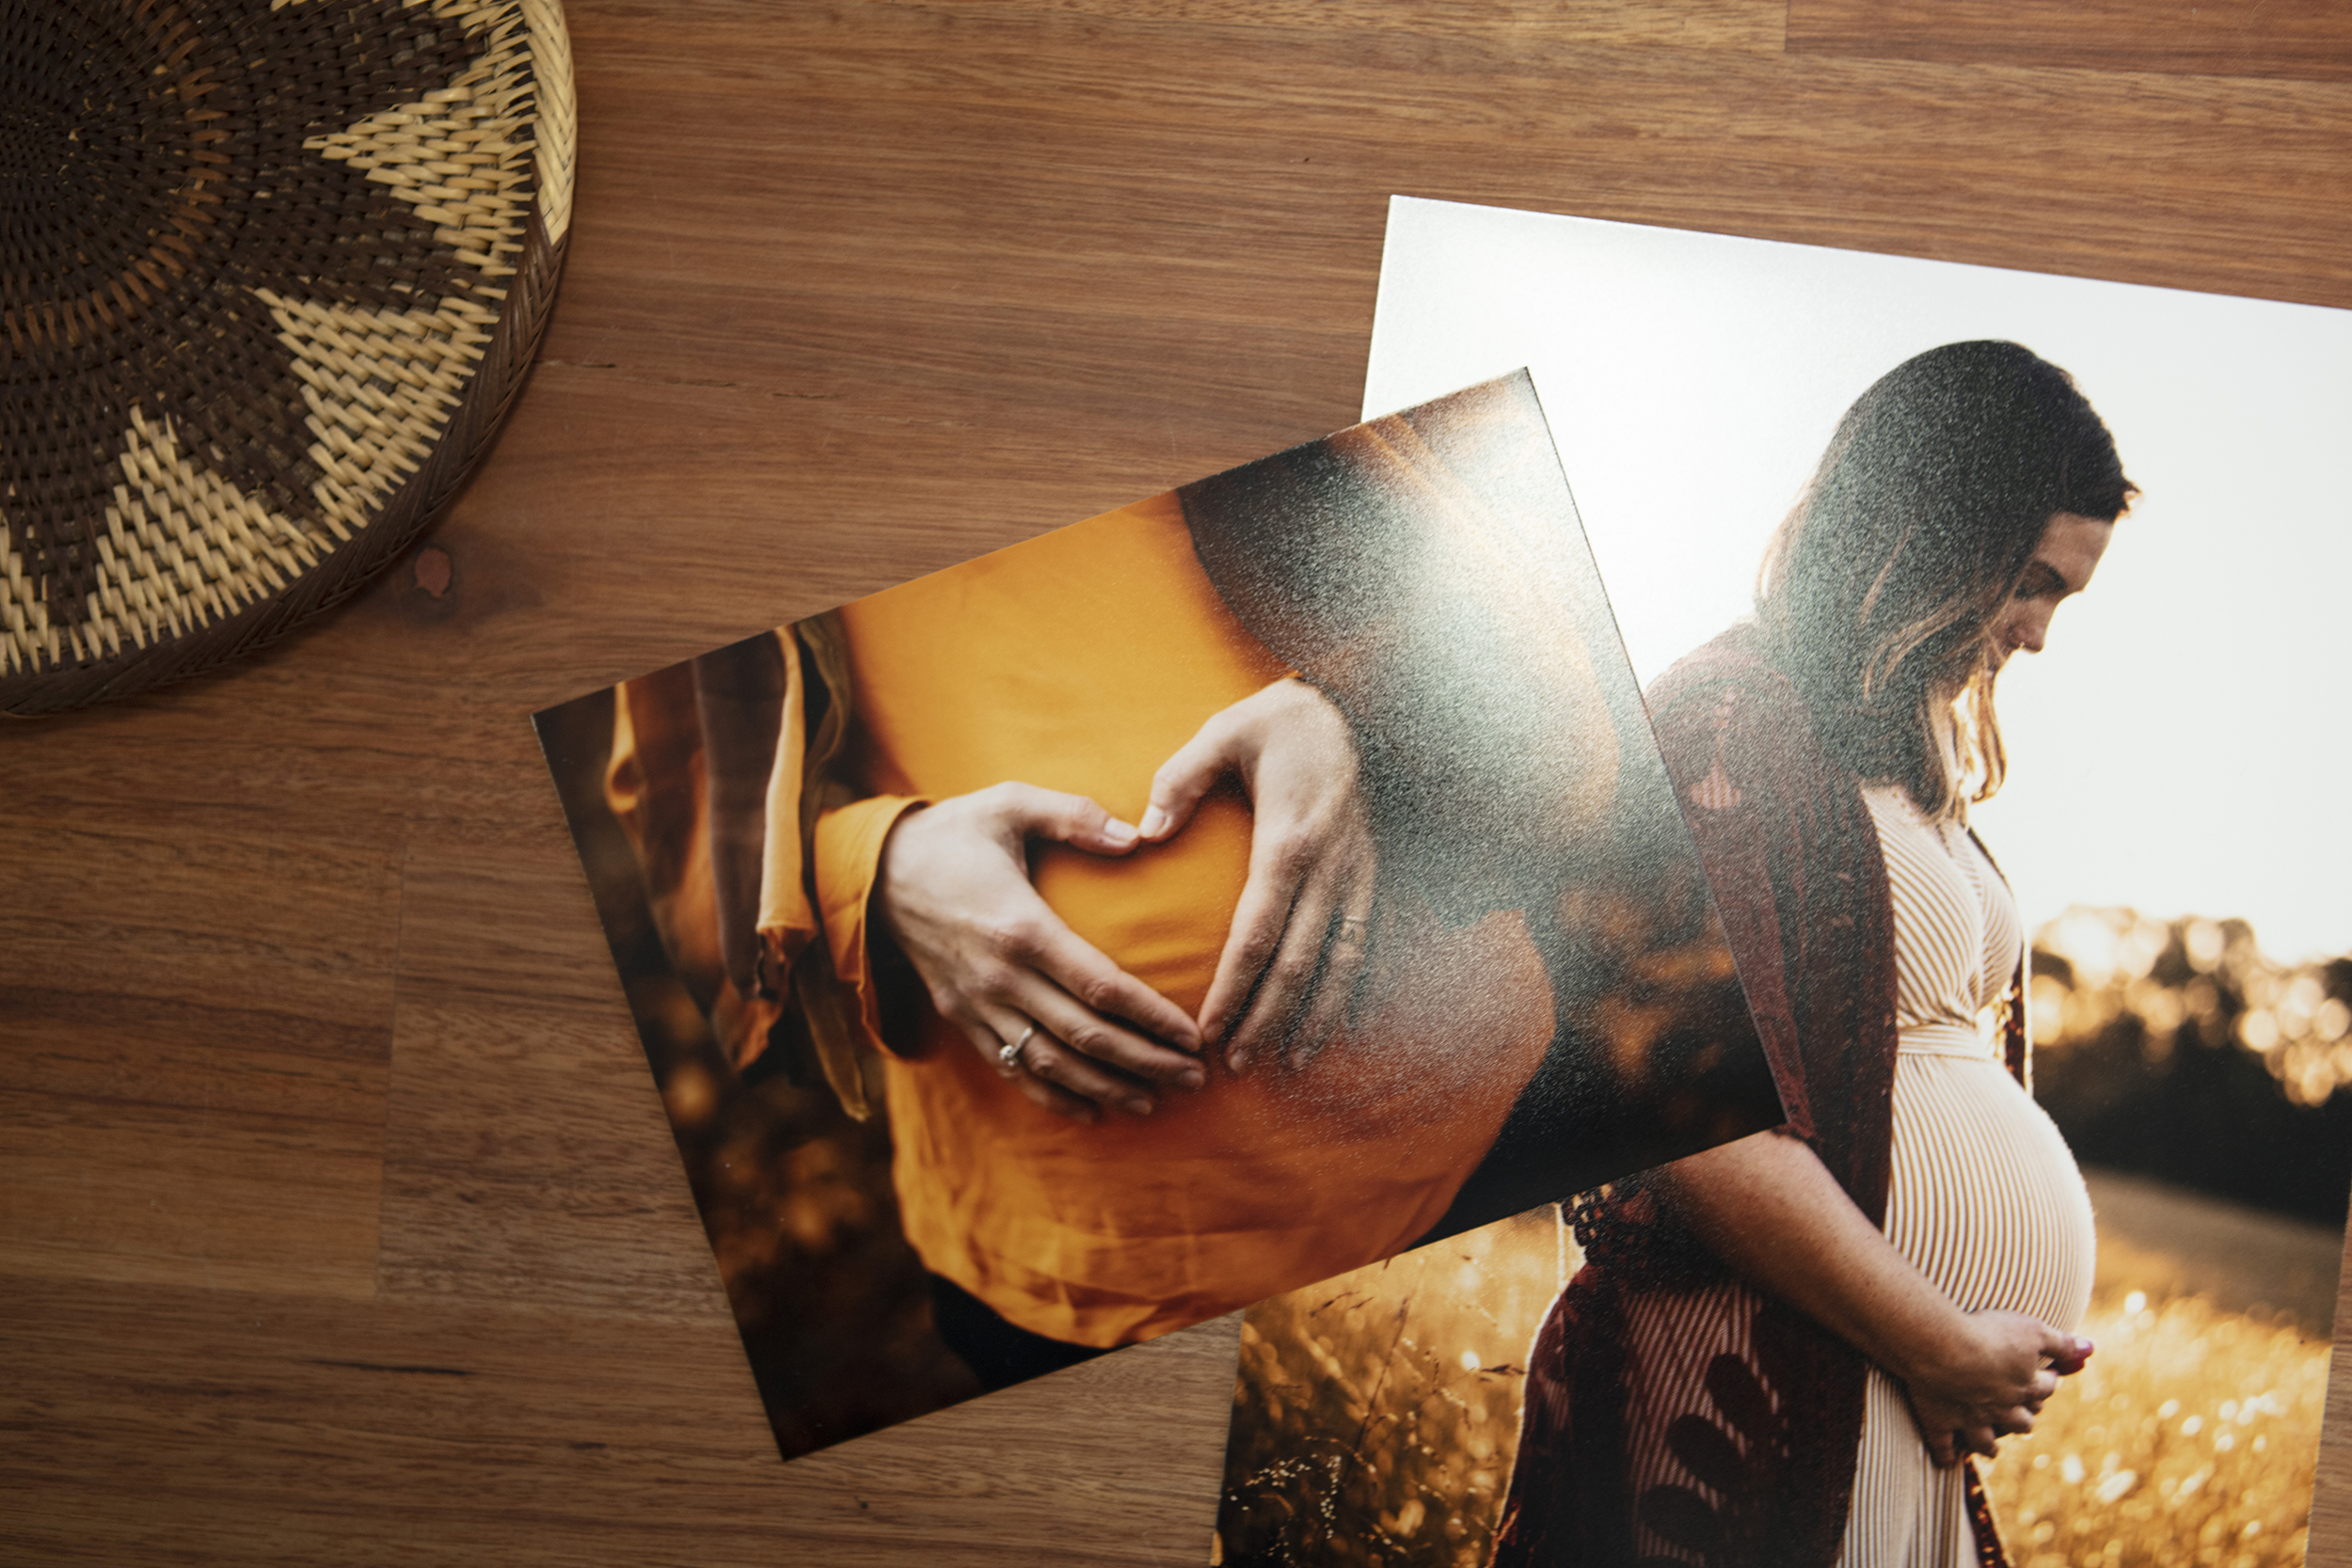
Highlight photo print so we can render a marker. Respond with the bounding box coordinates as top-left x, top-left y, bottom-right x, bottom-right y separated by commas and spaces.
534, 373, 1788, 1461
1213, 202, 2352, 1568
